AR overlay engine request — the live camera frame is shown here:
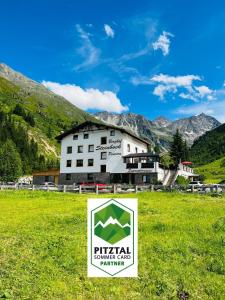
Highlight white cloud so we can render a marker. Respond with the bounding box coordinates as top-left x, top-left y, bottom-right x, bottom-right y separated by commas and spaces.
153, 84, 177, 100
42, 81, 128, 113
130, 75, 151, 86
119, 47, 150, 62
104, 24, 115, 38
151, 74, 201, 86
179, 85, 214, 102
75, 24, 101, 71
152, 31, 174, 56
195, 85, 213, 96
150, 73, 215, 101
